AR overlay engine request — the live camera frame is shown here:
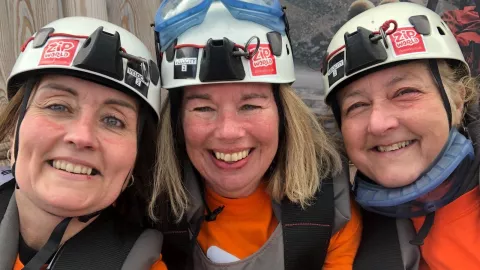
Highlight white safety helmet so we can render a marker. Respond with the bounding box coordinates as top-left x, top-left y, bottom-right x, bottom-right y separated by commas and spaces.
154, 0, 295, 89
8, 16, 161, 119
323, 2, 469, 104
